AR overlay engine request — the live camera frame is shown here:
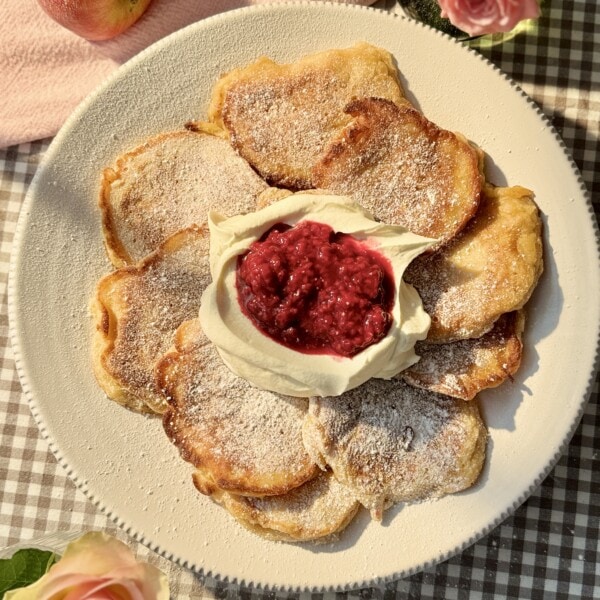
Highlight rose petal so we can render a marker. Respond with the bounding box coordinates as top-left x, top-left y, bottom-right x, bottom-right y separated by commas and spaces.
48, 533, 138, 578
39, 574, 107, 600
107, 564, 169, 599
438, 0, 540, 36
61, 578, 145, 600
